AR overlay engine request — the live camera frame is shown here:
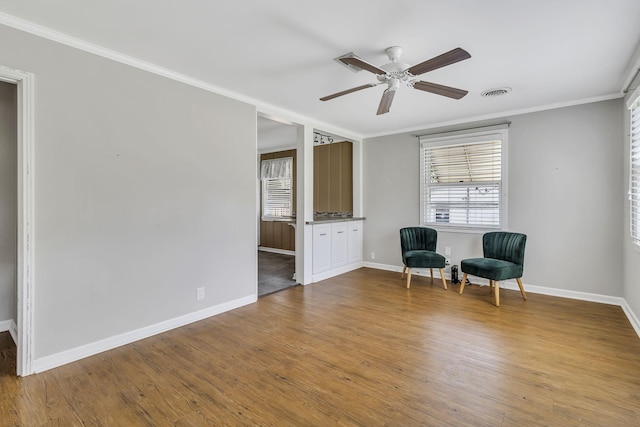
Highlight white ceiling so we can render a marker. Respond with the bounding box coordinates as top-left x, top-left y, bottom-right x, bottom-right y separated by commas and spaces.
1, 0, 639, 138
257, 116, 297, 152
